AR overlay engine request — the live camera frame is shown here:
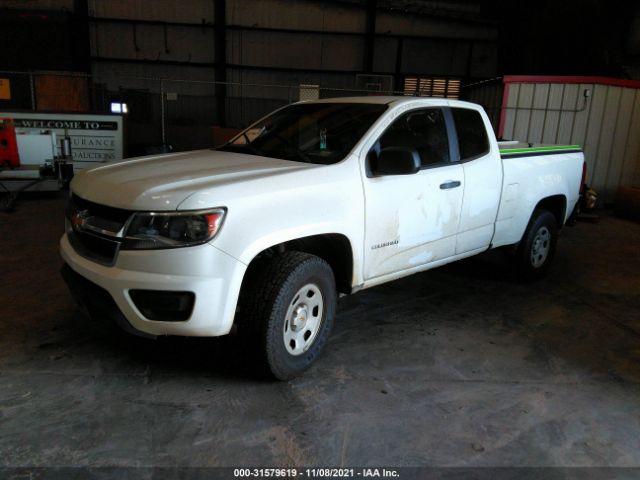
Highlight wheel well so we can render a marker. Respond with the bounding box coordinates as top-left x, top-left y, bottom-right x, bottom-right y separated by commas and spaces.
534, 195, 567, 228
249, 234, 355, 294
